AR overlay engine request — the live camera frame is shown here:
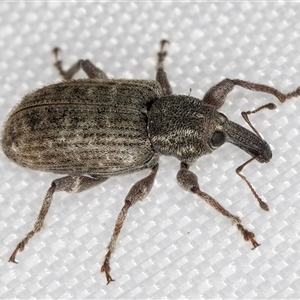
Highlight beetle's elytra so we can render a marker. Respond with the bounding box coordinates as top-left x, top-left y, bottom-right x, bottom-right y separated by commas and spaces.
2, 40, 300, 284
3, 79, 161, 175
